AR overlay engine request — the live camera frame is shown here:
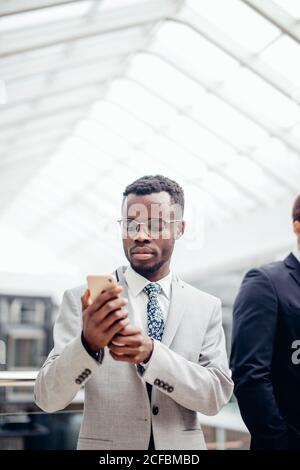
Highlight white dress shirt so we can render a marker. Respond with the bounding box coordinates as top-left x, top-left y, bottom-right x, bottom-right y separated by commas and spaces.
292, 246, 300, 263
124, 264, 172, 368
